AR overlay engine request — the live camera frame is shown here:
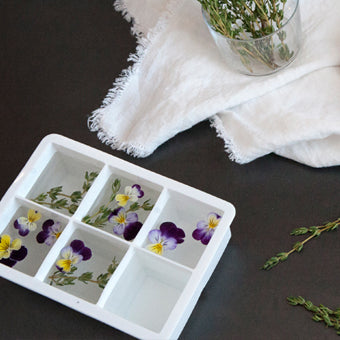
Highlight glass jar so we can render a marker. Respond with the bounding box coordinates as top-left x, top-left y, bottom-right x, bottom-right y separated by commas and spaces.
202, 0, 302, 76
